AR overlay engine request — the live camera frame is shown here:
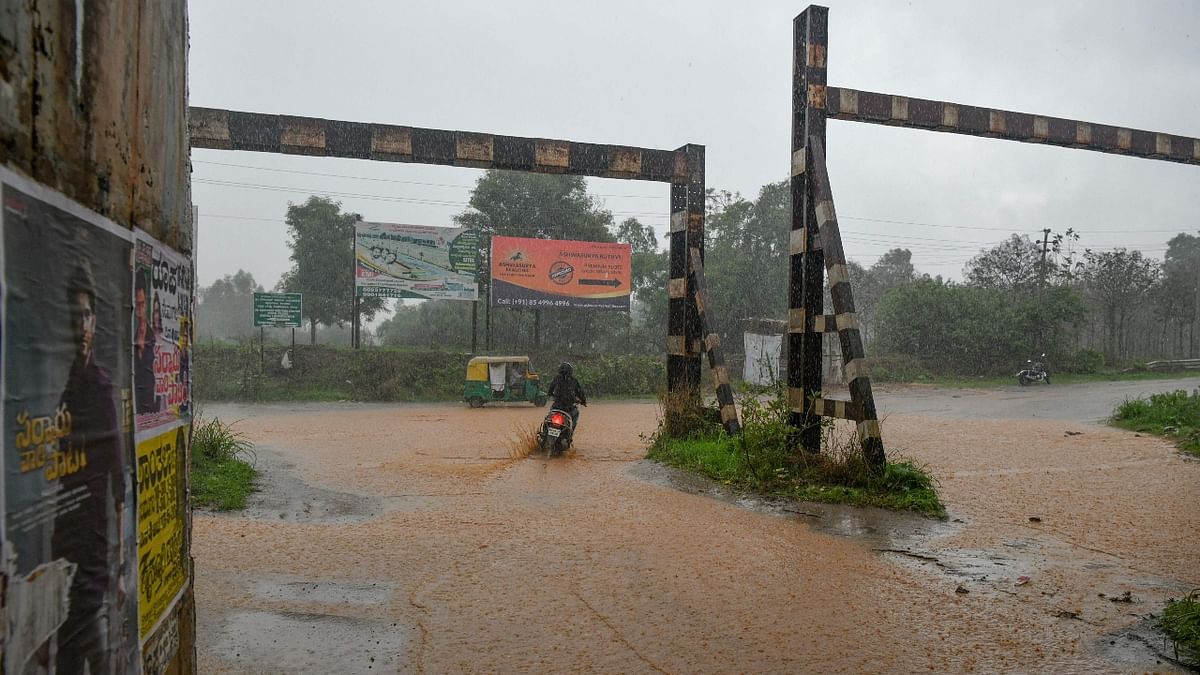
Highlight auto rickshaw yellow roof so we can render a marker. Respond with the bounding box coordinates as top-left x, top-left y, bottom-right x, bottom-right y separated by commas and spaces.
467, 356, 530, 365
